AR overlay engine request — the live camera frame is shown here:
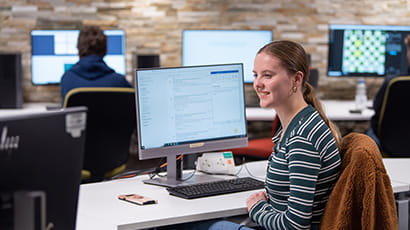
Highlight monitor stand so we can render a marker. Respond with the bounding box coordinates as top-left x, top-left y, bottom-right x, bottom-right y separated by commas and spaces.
13, 191, 46, 230
143, 155, 227, 188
